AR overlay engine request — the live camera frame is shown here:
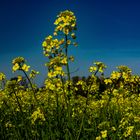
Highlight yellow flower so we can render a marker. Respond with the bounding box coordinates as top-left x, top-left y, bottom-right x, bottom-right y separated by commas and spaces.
46, 35, 53, 40
67, 40, 71, 45
96, 136, 101, 140
61, 57, 67, 65
101, 130, 107, 138
12, 57, 25, 65
123, 126, 134, 137
54, 10, 76, 34
71, 33, 76, 39
42, 41, 47, 47
22, 64, 30, 72
0, 72, 6, 81
111, 71, 121, 80
89, 66, 97, 73
104, 79, 112, 84
54, 66, 62, 71
12, 63, 20, 72
31, 107, 45, 125
111, 126, 116, 131
29, 70, 39, 78
59, 39, 65, 45
17, 75, 22, 82
63, 28, 69, 35
53, 32, 57, 36
48, 71, 56, 78
69, 56, 74, 62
